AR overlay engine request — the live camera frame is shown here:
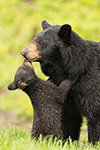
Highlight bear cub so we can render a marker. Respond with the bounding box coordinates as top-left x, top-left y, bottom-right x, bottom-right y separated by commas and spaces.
8, 60, 82, 141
